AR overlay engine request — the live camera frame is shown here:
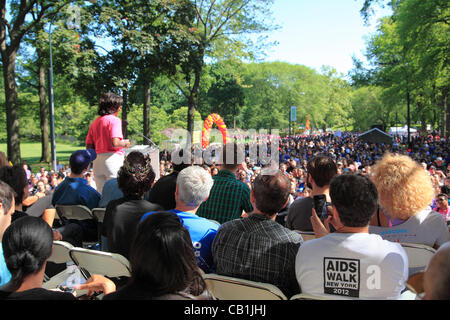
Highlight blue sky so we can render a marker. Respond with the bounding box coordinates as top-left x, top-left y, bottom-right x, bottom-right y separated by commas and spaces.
261, 0, 392, 75
92, 0, 392, 76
